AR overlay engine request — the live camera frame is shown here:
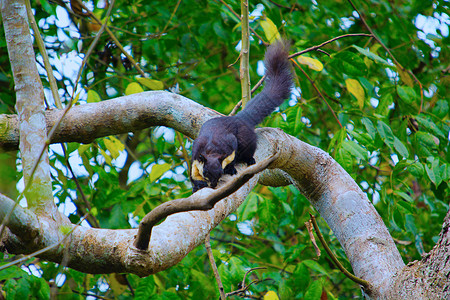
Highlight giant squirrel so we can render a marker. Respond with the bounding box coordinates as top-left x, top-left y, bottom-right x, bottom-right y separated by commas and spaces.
191, 41, 293, 192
